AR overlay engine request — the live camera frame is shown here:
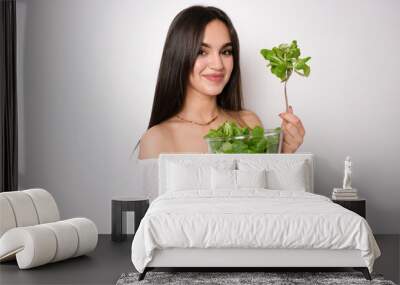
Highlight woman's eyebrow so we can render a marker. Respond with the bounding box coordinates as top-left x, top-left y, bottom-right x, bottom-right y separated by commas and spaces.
201, 42, 233, 49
